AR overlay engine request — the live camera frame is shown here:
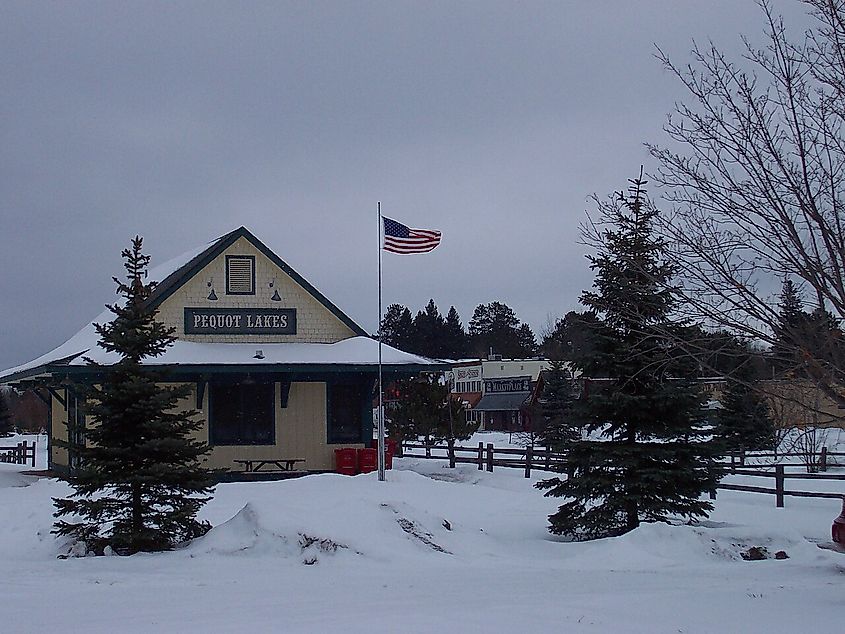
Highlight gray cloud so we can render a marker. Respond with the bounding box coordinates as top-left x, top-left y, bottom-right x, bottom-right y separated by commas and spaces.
0, 0, 810, 369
